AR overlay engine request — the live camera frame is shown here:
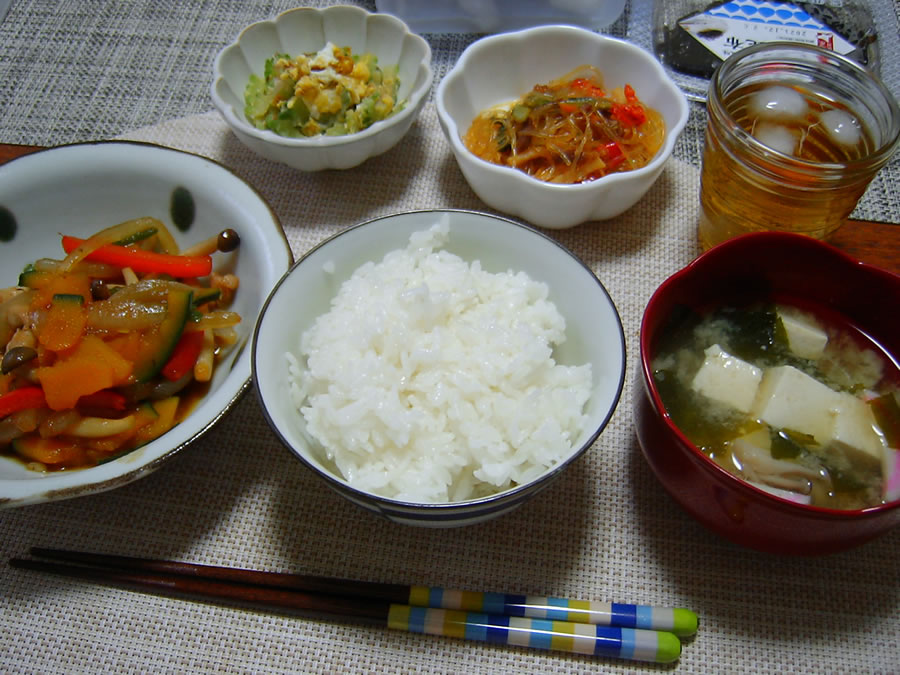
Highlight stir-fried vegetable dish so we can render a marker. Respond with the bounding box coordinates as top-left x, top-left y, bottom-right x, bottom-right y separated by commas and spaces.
244, 42, 403, 138
0, 218, 242, 471
463, 65, 666, 184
